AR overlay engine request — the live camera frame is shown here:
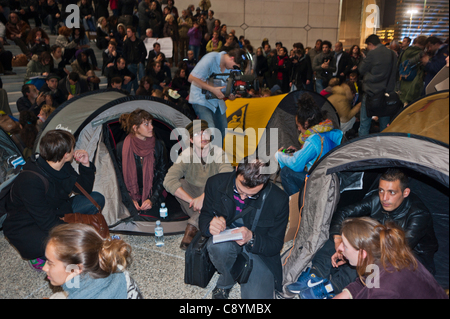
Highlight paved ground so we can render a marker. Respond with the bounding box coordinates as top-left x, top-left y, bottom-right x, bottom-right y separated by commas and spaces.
0, 23, 295, 299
